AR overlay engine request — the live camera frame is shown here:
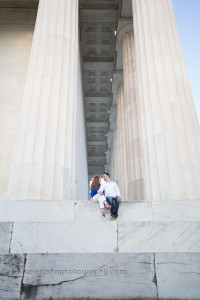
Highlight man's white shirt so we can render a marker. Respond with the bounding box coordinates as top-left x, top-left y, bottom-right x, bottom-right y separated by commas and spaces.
99, 181, 121, 197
